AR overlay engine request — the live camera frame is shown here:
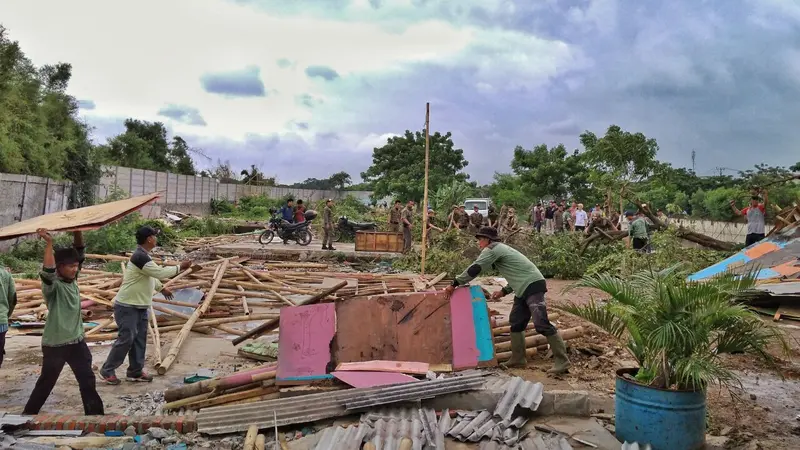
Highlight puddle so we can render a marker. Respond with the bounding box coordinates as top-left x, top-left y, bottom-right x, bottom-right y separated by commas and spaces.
734, 370, 800, 421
